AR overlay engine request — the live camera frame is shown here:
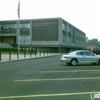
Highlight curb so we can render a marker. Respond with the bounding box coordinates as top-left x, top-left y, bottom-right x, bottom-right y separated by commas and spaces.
0, 55, 58, 63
